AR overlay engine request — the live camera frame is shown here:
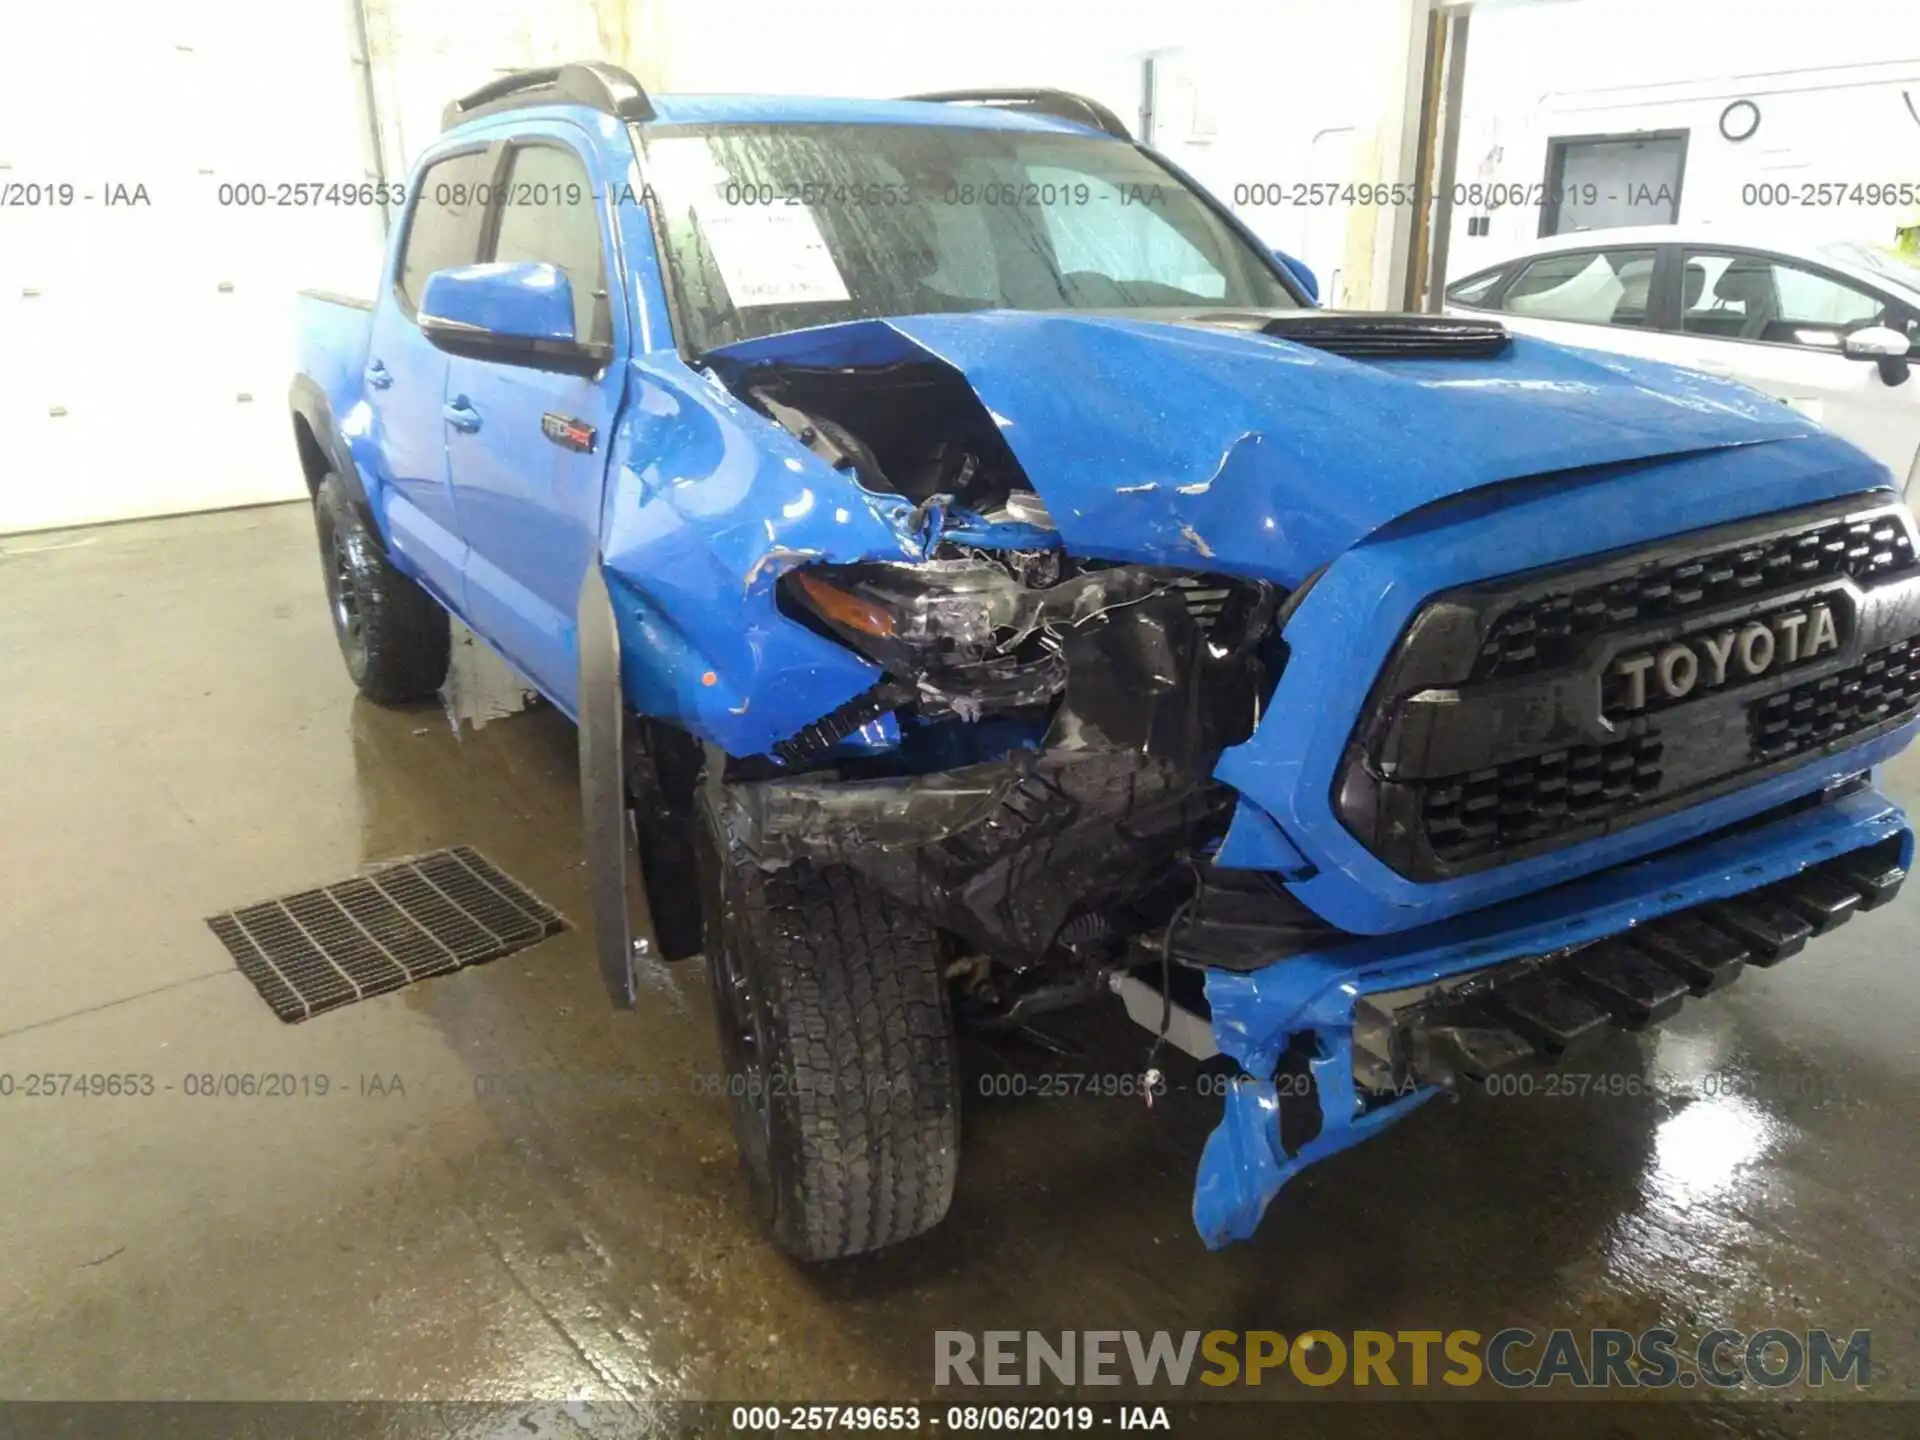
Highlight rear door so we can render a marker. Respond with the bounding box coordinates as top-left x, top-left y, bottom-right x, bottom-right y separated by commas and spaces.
444, 128, 627, 712
1670, 247, 1920, 482
364, 145, 496, 608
